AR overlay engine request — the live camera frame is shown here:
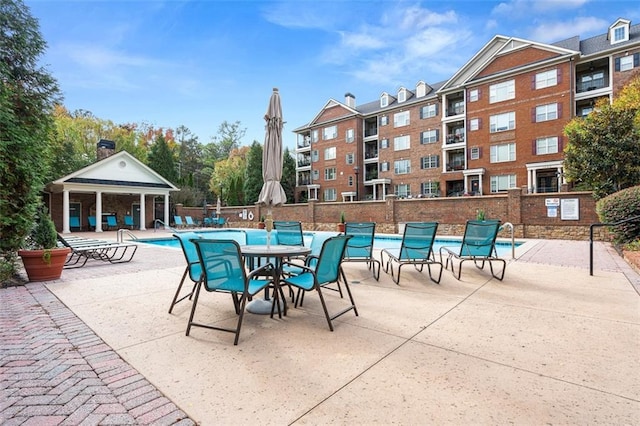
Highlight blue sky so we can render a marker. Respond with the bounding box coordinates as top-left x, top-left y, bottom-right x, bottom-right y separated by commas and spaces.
27, 0, 639, 151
